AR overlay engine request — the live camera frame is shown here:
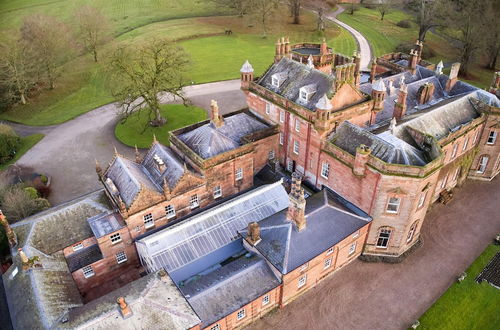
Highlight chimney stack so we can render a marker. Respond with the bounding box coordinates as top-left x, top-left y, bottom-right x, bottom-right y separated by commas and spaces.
488, 71, 500, 94
0, 210, 17, 248
353, 51, 361, 87
285, 37, 292, 58
117, 297, 133, 319
210, 100, 224, 128
18, 248, 29, 264
446, 63, 461, 92
370, 58, 378, 83
245, 222, 261, 246
286, 172, 306, 231
275, 39, 282, 63
353, 145, 371, 177
417, 82, 435, 104
320, 38, 328, 55
240, 60, 254, 90
134, 145, 142, 163
393, 83, 408, 120
415, 40, 423, 62
409, 49, 418, 74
